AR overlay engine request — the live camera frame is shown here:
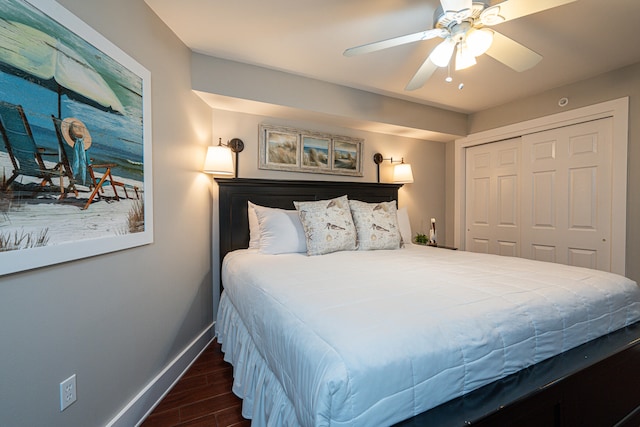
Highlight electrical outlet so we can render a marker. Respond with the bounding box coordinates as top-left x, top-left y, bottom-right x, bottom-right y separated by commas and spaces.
59, 374, 77, 411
